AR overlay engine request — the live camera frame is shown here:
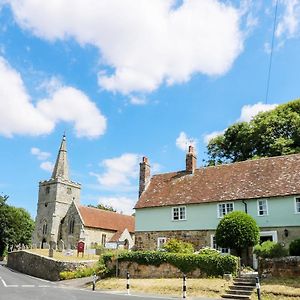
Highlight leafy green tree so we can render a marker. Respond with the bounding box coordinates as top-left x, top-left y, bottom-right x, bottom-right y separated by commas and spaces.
87, 203, 116, 212
215, 211, 259, 257
0, 195, 34, 257
207, 99, 300, 165
162, 238, 194, 254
